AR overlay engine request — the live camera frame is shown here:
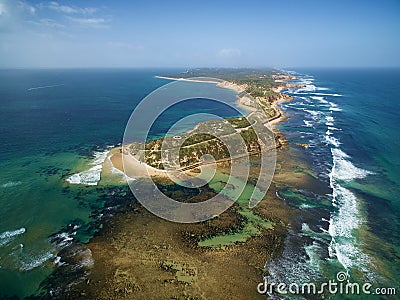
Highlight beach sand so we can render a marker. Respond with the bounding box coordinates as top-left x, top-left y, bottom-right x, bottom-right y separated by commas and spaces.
63, 79, 320, 299
105, 147, 167, 178
65, 147, 323, 299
